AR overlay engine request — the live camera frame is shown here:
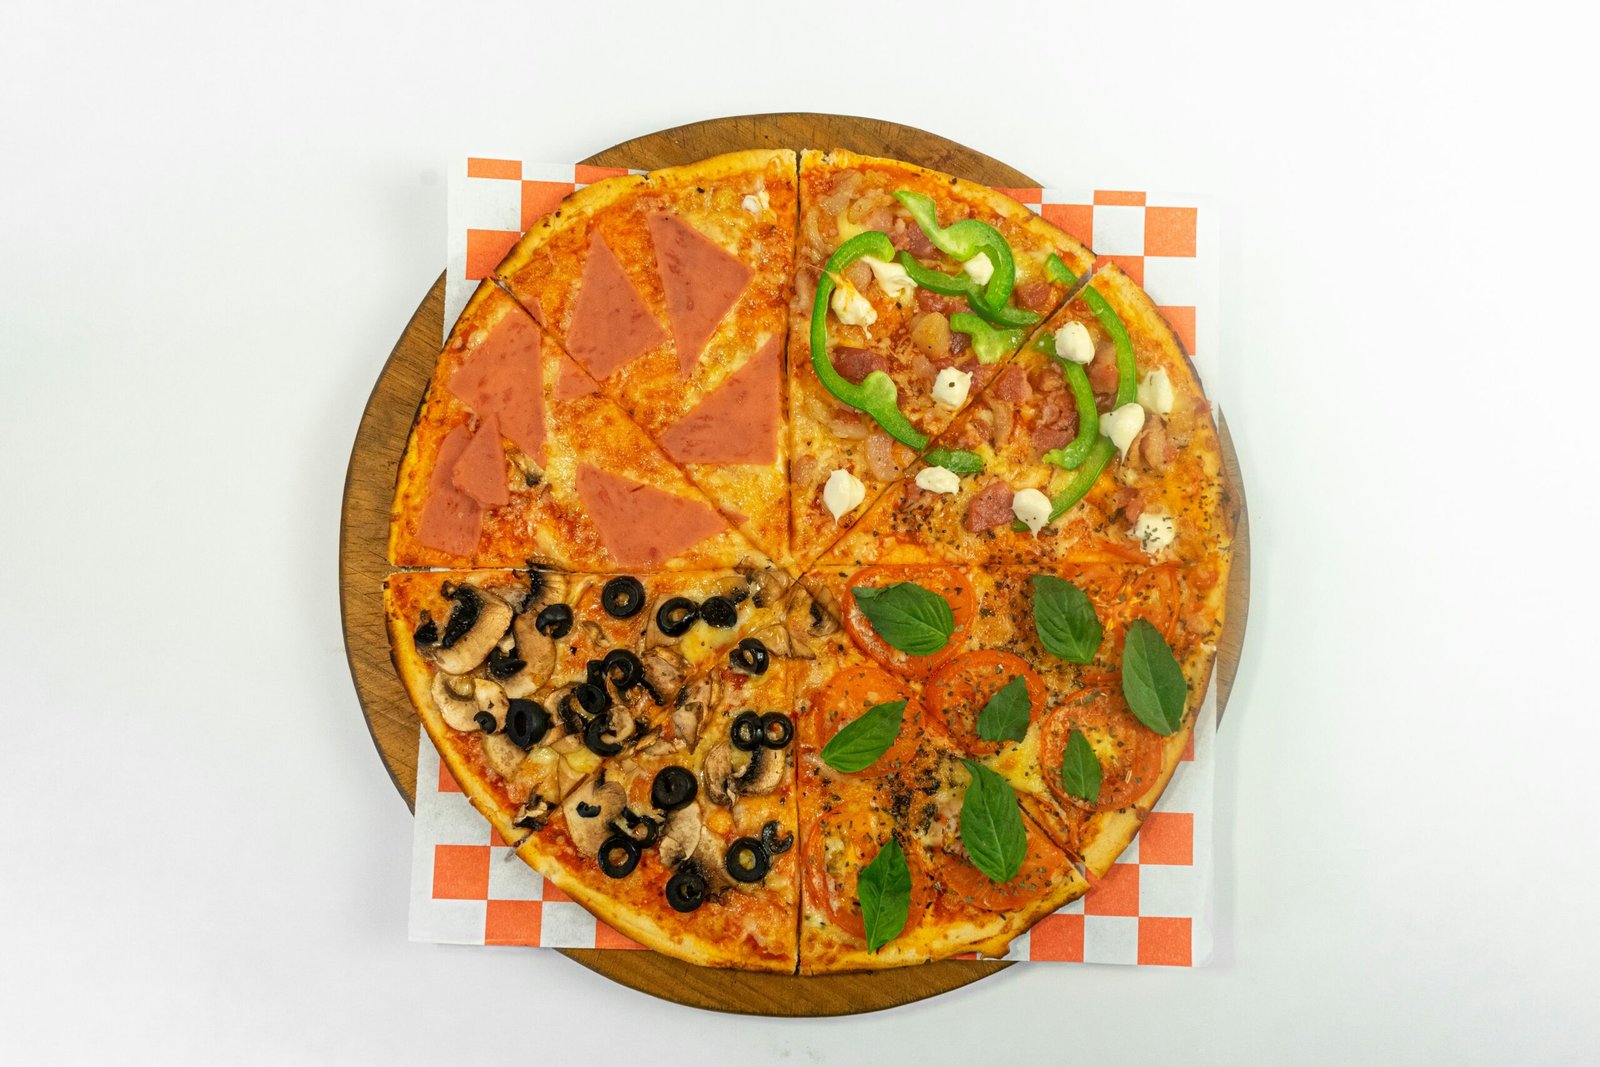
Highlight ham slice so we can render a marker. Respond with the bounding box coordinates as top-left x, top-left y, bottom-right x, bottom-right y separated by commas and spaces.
555, 349, 597, 400
448, 310, 545, 461
450, 415, 509, 508
417, 426, 481, 556
575, 464, 729, 568
647, 212, 752, 377
658, 336, 780, 465
565, 233, 667, 380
